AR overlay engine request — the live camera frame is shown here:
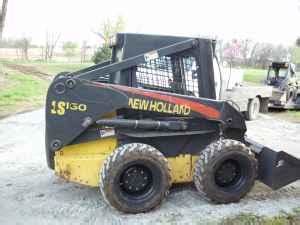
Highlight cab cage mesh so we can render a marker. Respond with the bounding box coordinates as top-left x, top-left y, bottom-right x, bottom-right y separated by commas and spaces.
135, 56, 199, 97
